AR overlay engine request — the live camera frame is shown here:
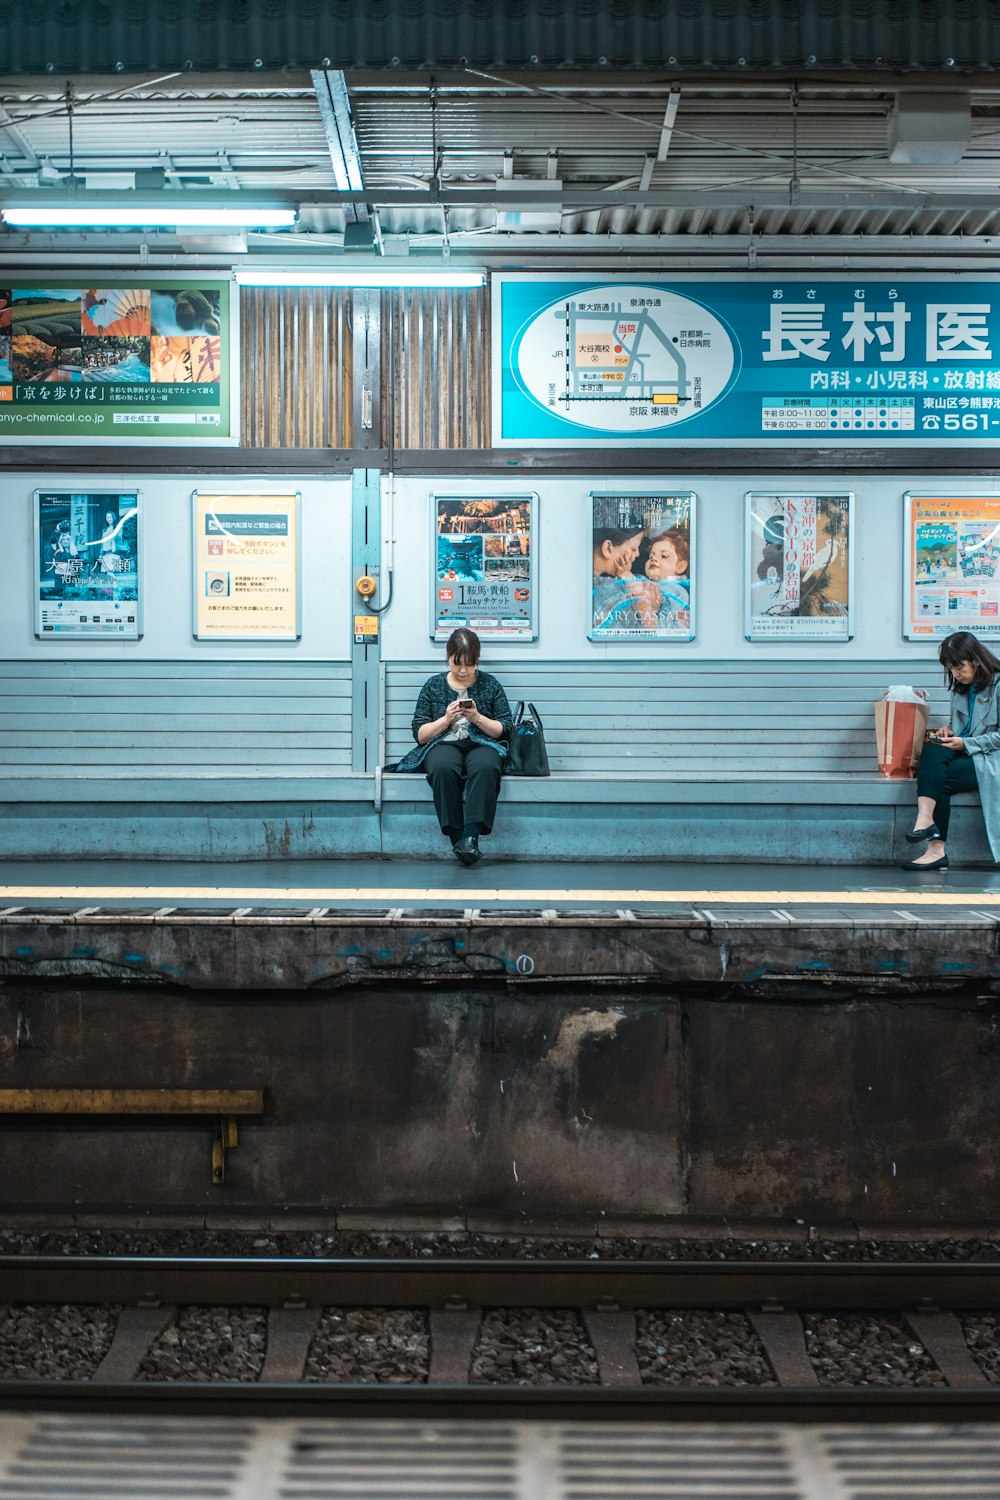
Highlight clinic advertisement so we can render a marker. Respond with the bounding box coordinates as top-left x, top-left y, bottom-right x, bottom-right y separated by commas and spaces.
192, 492, 301, 640
34, 489, 142, 638
0, 279, 236, 443
904, 493, 1000, 640
745, 493, 853, 641
432, 494, 536, 641
493, 273, 1000, 448
590, 492, 695, 641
